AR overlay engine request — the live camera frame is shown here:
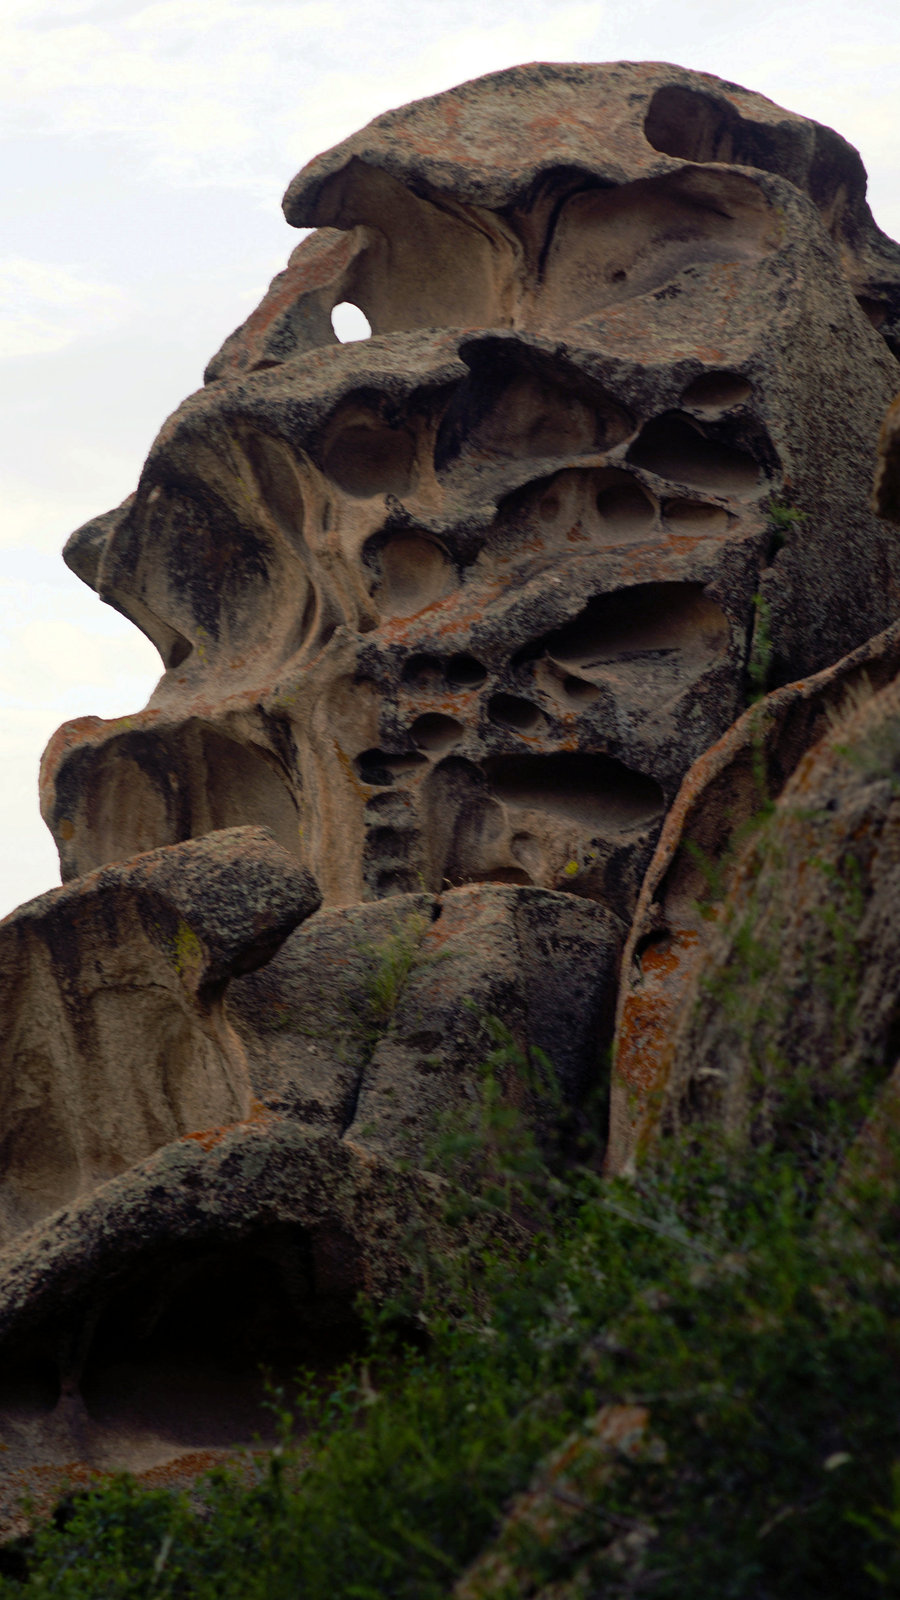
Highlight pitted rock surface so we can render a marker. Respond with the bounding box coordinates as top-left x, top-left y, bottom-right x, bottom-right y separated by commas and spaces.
47, 61, 900, 917
3, 61, 900, 1505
